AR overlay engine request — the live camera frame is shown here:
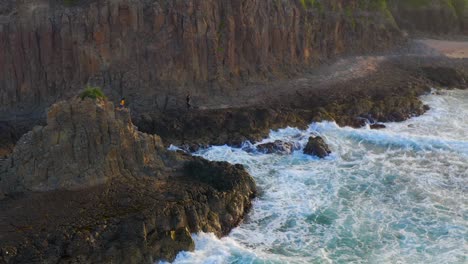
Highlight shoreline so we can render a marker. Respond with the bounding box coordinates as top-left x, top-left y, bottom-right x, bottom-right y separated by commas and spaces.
168, 88, 468, 263
0, 38, 467, 264
136, 40, 468, 149
1, 39, 467, 156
